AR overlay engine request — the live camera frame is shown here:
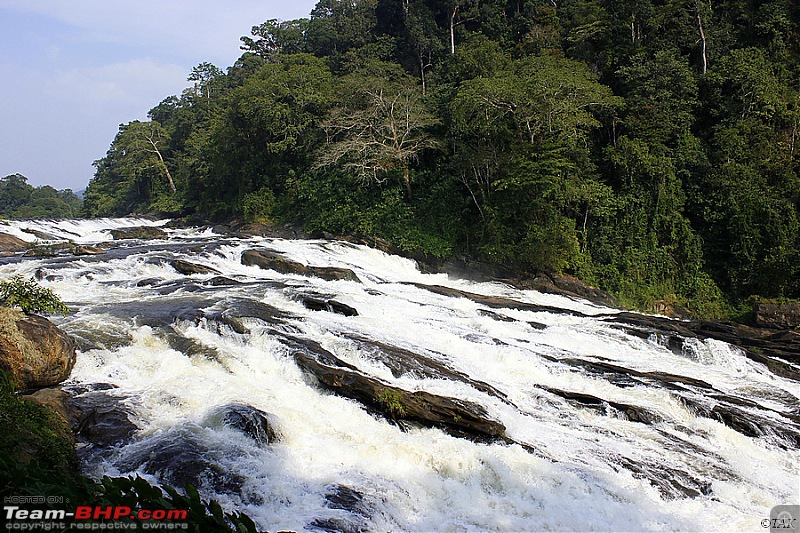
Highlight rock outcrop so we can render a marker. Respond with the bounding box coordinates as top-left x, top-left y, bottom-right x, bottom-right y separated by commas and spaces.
110, 226, 167, 240
241, 249, 360, 282
277, 332, 506, 441
0, 307, 76, 390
